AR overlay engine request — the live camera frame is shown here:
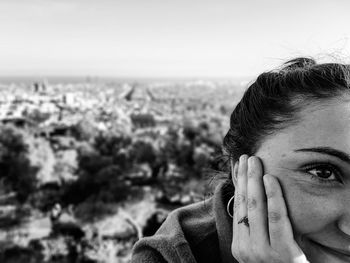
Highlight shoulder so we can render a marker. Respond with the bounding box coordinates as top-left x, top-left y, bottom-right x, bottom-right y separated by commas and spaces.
131, 245, 167, 263
131, 197, 218, 263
